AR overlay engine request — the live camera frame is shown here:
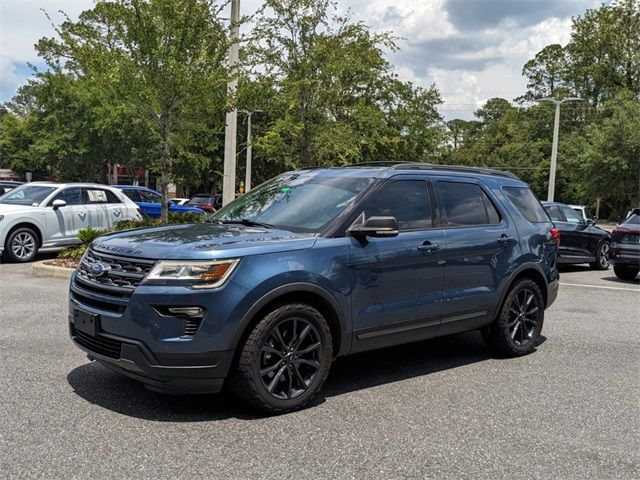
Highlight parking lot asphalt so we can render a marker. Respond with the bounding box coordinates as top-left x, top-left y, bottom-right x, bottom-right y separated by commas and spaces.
0, 259, 638, 479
